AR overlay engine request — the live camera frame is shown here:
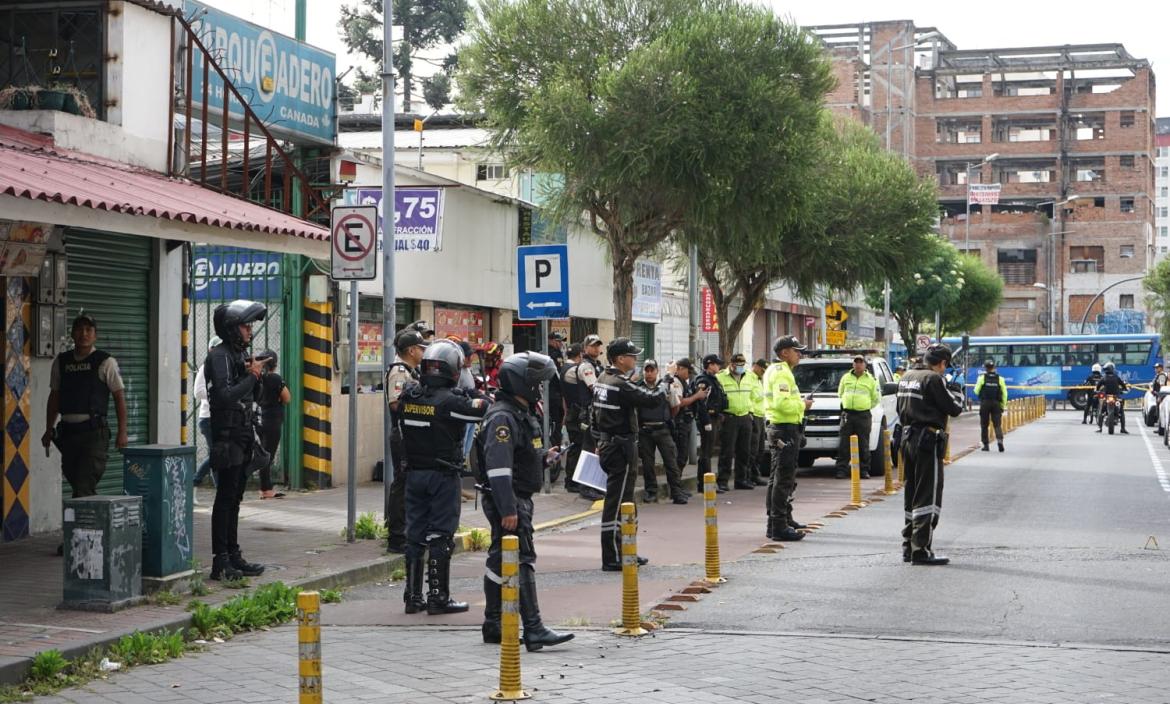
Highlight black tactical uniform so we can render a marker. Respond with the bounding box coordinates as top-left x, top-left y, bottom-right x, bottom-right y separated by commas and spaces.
478, 352, 573, 652
593, 338, 665, 570
1081, 370, 1103, 424
976, 364, 1006, 451
386, 330, 428, 553
400, 341, 488, 615
1095, 367, 1129, 433
671, 361, 704, 477
547, 333, 566, 451
693, 355, 727, 486
896, 345, 964, 566
205, 300, 268, 581
635, 364, 685, 504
